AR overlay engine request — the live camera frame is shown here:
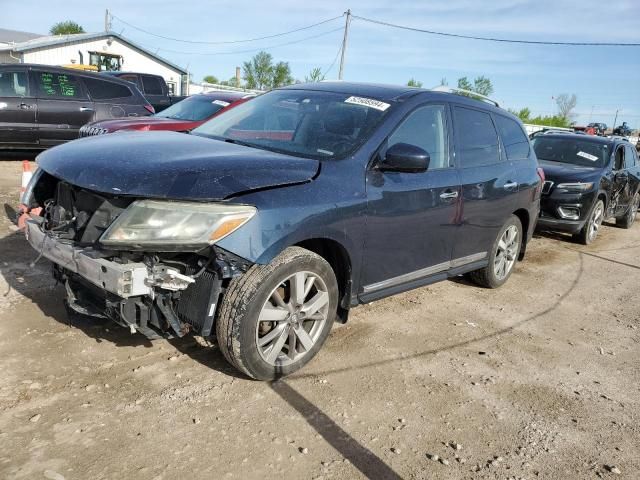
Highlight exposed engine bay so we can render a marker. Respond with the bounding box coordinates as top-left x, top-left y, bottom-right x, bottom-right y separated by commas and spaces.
24, 171, 252, 339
